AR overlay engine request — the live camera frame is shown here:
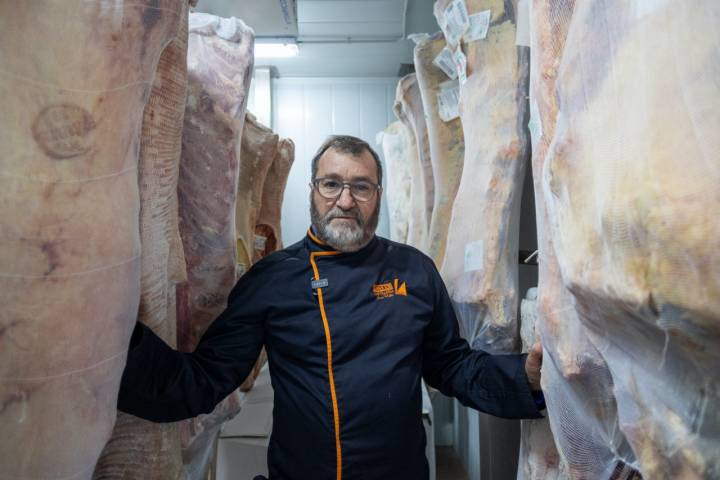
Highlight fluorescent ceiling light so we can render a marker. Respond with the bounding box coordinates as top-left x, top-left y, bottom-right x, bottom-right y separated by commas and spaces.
254, 42, 299, 58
